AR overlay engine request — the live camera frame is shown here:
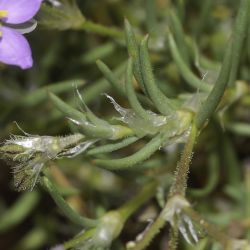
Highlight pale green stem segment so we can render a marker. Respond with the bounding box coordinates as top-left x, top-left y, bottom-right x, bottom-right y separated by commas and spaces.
168, 227, 179, 250
129, 209, 166, 250
42, 176, 98, 228
139, 35, 175, 115
127, 125, 197, 250
118, 181, 157, 219
63, 181, 157, 250
80, 20, 124, 39
169, 124, 197, 197
63, 228, 97, 250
